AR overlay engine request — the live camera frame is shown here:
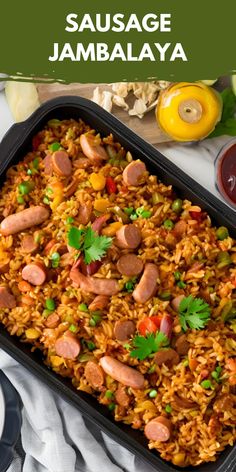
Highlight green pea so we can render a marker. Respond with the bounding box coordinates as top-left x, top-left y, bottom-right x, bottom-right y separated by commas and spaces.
18, 181, 34, 195
45, 298, 55, 311
17, 196, 25, 204
217, 251, 232, 269
49, 142, 61, 152
108, 403, 116, 411
149, 389, 157, 398
66, 217, 74, 224
200, 380, 214, 390
51, 252, 60, 268
89, 314, 102, 327
69, 324, 77, 333
171, 199, 183, 213
163, 219, 174, 231
87, 341, 96, 351
105, 390, 113, 399
216, 226, 229, 241
79, 303, 88, 312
